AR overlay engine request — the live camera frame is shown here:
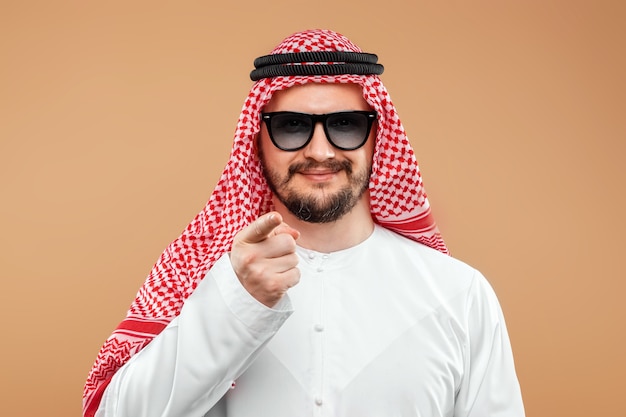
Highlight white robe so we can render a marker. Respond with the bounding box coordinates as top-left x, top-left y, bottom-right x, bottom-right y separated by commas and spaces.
97, 226, 525, 417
